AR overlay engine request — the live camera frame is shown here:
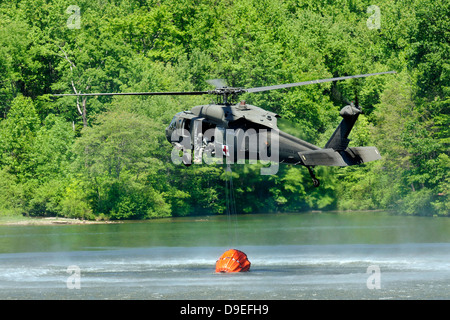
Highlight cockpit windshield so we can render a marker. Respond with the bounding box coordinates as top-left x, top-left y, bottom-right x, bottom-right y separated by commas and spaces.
165, 112, 184, 143
168, 115, 177, 131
